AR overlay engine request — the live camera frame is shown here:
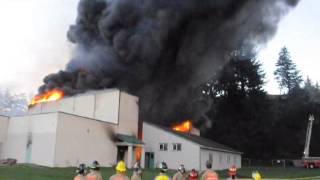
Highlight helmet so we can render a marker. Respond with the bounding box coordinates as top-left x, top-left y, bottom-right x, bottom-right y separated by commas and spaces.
90, 160, 100, 170
252, 171, 261, 180
76, 163, 86, 175
205, 160, 212, 169
159, 162, 168, 172
189, 169, 198, 178
178, 164, 185, 173
116, 161, 127, 172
